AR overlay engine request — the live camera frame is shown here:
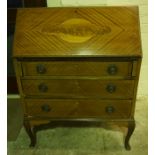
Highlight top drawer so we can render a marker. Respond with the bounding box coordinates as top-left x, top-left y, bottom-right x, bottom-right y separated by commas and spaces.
22, 61, 132, 77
